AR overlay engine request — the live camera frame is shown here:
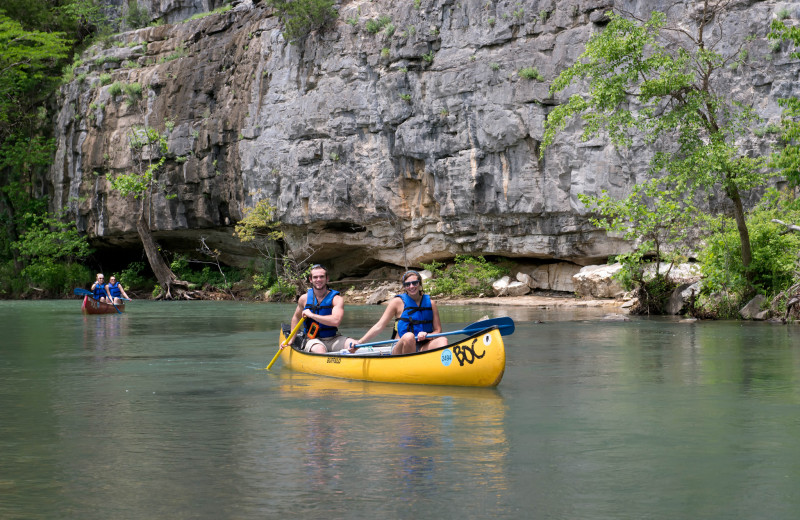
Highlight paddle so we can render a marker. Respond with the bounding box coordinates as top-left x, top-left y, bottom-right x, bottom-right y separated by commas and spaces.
266, 317, 305, 371
108, 299, 122, 314
353, 316, 515, 349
